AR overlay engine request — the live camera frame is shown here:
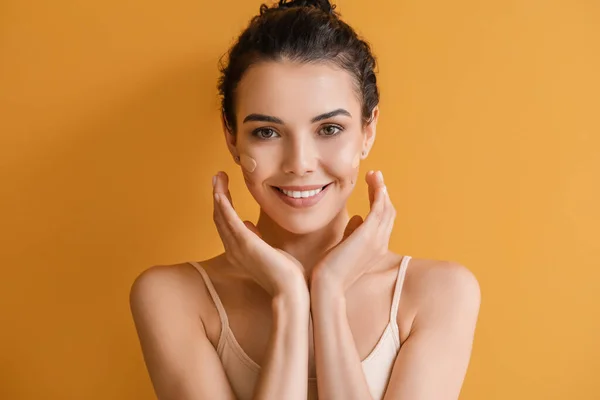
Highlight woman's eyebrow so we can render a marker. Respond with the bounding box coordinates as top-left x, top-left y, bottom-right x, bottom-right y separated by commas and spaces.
311, 108, 352, 123
242, 108, 352, 124
243, 114, 283, 124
